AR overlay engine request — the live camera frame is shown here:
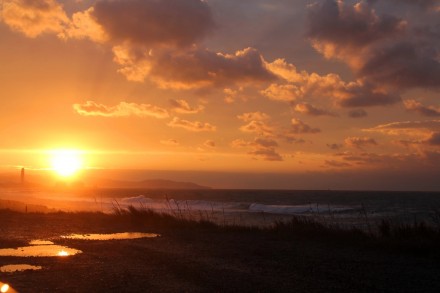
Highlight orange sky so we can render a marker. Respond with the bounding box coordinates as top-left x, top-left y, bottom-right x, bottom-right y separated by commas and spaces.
0, 0, 439, 190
